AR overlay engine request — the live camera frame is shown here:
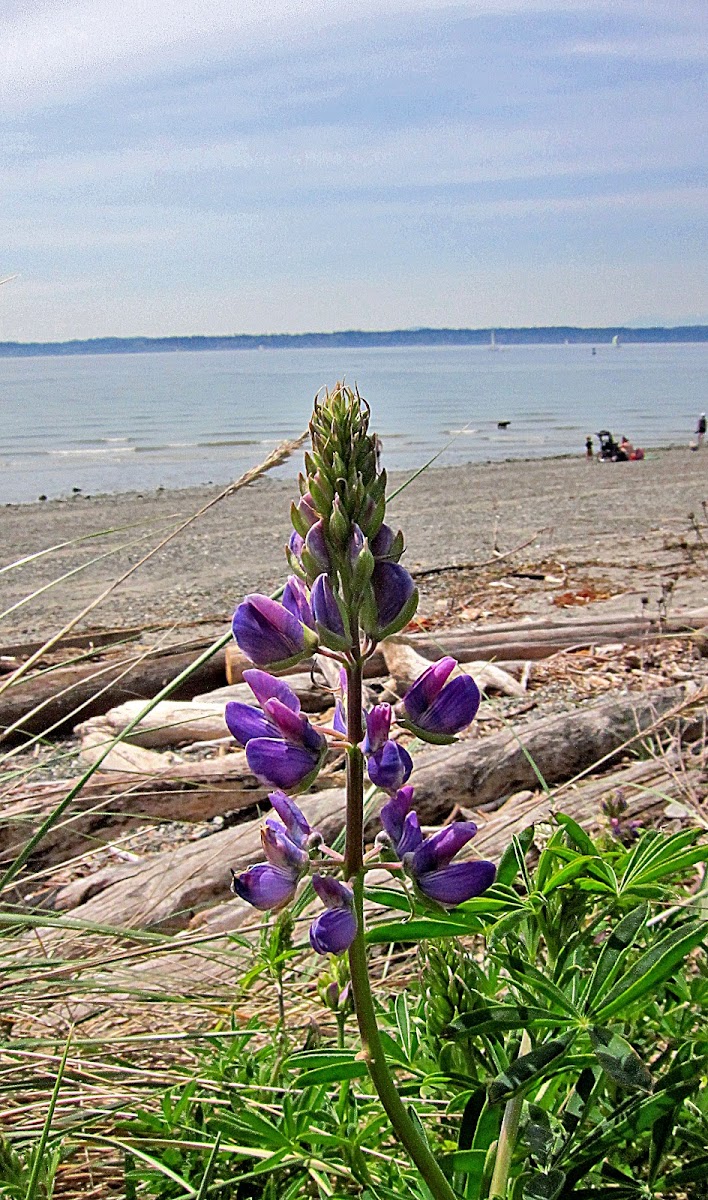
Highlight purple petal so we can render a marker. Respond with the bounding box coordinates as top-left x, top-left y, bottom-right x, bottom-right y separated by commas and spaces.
232, 595, 306, 666
380, 785, 415, 845
261, 821, 309, 873
312, 873, 354, 909
268, 789, 311, 847
416, 861, 497, 906
305, 521, 332, 573
333, 699, 347, 735
367, 740, 413, 794
370, 523, 395, 559
224, 701, 278, 746
364, 704, 392, 754
372, 562, 416, 628
246, 738, 321, 790
348, 523, 365, 565
264, 698, 325, 754
397, 811, 424, 856
288, 530, 304, 559
231, 863, 298, 910
311, 574, 346, 638
403, 658, 457, 722
281, 577, 314, 630
243, 668, 300, 714
296, 492, 319, 529
412, 822, 478, 875
413, 675, 481, 737
309, 906, 358, 955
